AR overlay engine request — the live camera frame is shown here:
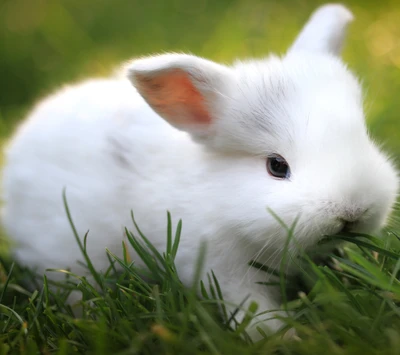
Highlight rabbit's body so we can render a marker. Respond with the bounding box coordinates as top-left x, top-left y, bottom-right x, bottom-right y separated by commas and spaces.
3, 77, 279, 297
2, 4, 398, 337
